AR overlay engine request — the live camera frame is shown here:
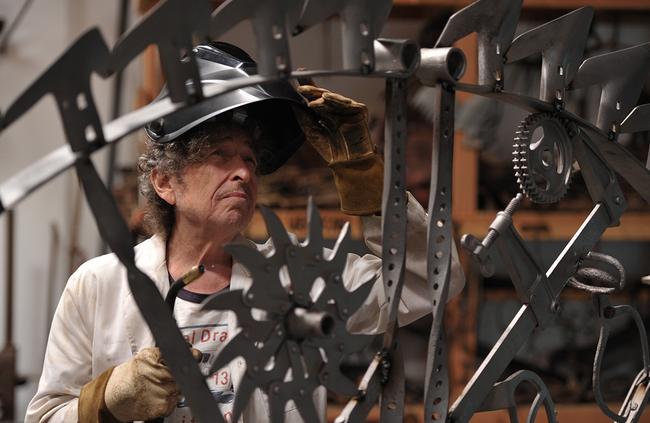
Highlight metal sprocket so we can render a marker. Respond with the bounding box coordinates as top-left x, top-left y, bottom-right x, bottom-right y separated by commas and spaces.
513, 112, 574, 204
201, 198, 375, 423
